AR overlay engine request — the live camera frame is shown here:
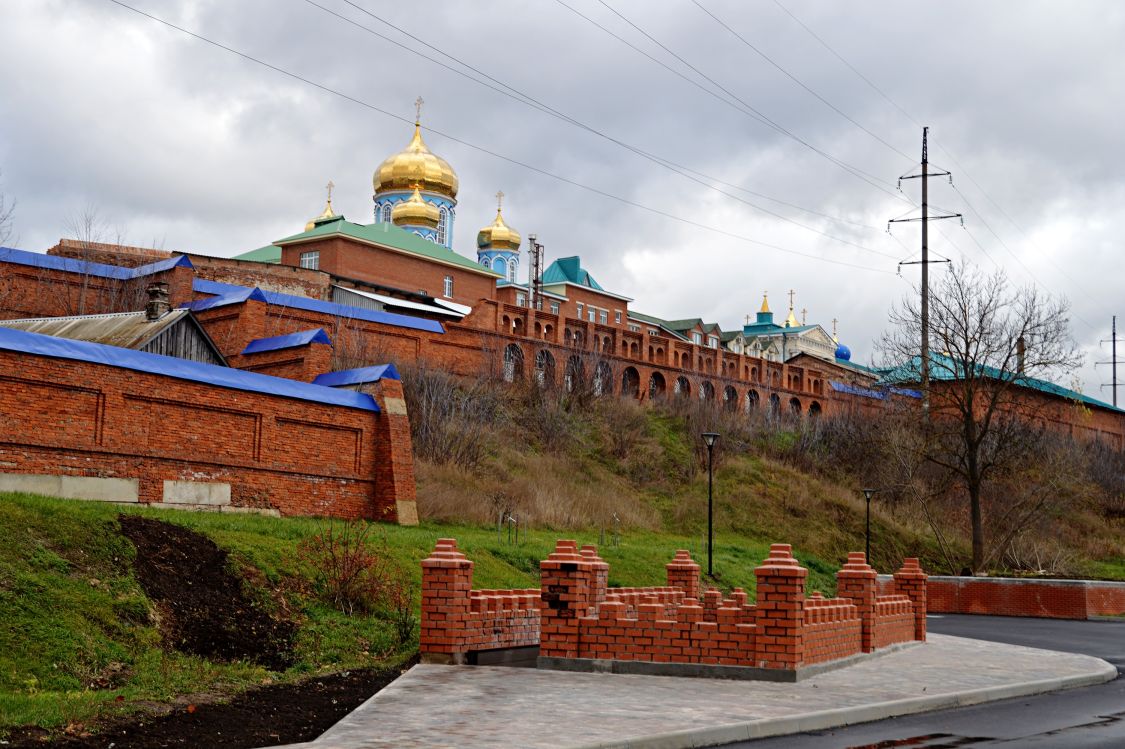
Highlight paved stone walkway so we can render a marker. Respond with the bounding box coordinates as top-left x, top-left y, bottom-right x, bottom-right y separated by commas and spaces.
271, 634, 1115, 749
